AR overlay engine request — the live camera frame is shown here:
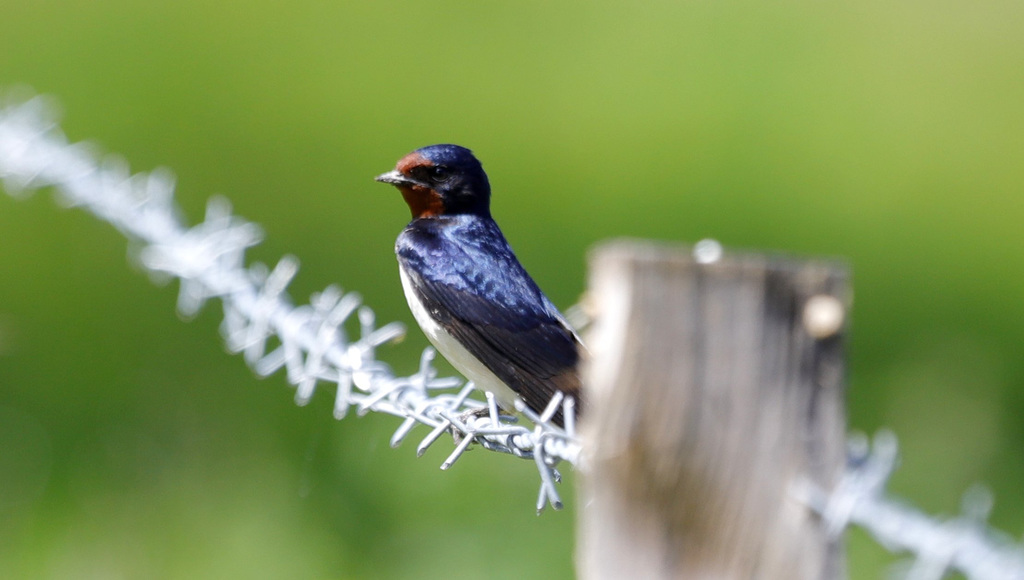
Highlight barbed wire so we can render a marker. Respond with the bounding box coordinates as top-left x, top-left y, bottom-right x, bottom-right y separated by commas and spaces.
796, 431, 1024, 580
0, 95, 580, 512
3, 95, 1024, 576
